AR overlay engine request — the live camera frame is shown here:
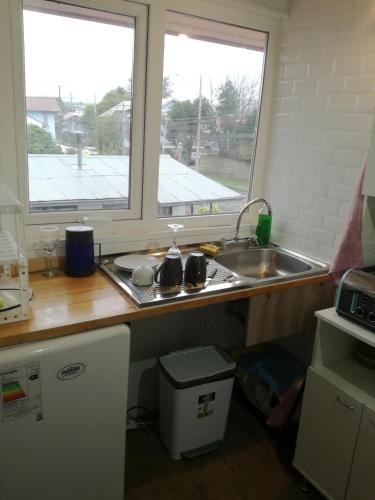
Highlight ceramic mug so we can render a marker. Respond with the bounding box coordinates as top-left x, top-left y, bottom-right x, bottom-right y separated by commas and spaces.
131, 265, 154, 286
184, 251, 207, 285
154, 254, 183, 286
